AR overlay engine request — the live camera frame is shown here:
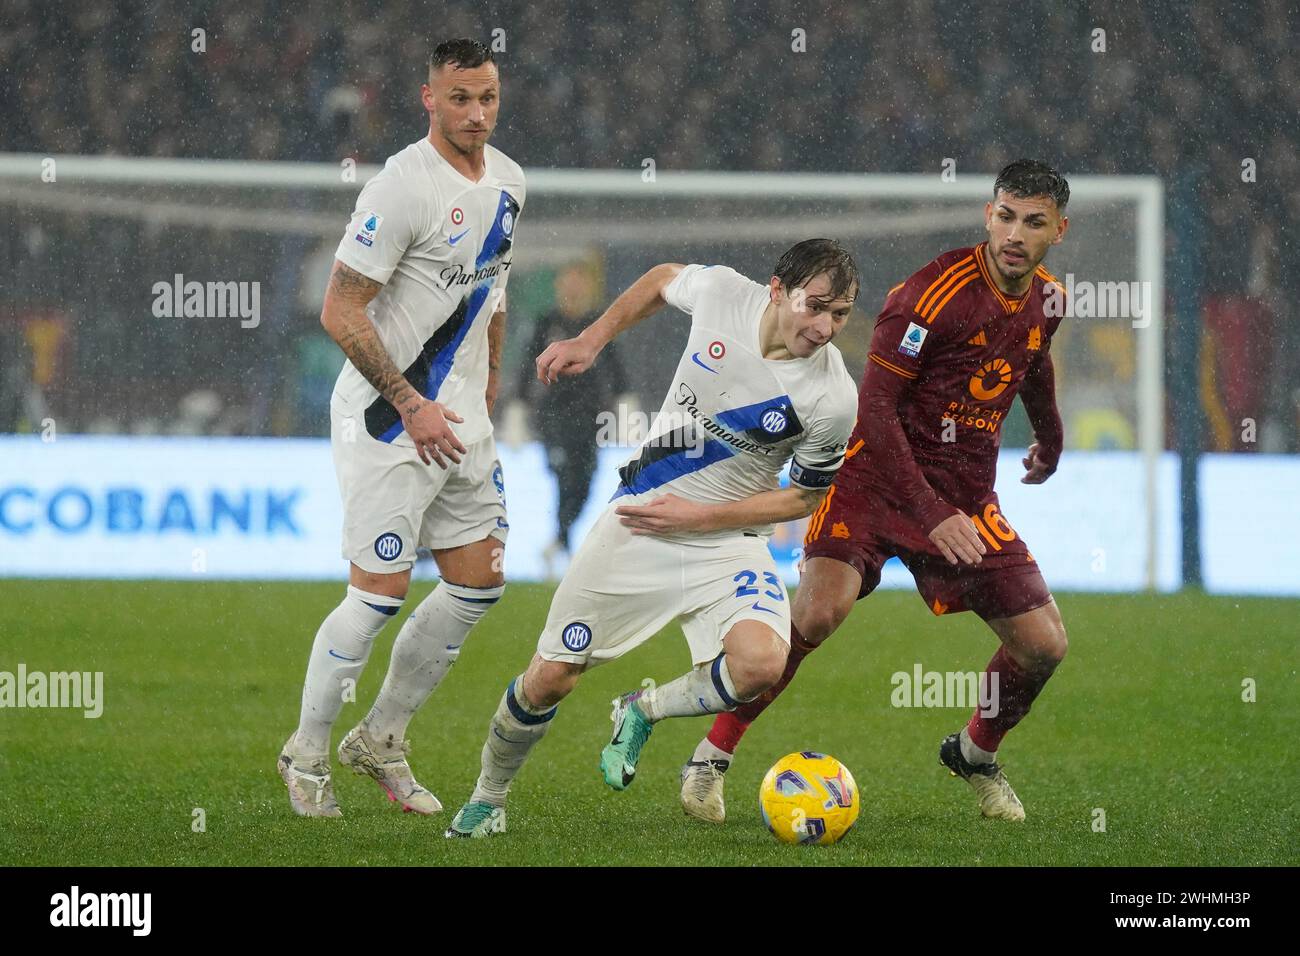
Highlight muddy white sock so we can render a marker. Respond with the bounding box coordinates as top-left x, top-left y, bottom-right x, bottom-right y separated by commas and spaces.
295, 586, 402, 754
960, 726, 997, 765
364, 581, 504, 747
470, 676, 557, 807
637, 655, 748, 722
692, 737, 733, 766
